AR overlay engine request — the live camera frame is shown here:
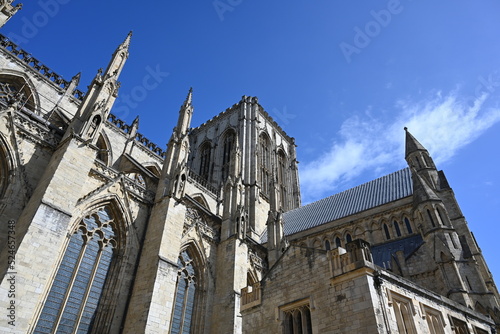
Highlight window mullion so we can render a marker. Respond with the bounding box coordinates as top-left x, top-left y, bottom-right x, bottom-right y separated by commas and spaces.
53, 241, 88, 331
179, 279, 190, 333
74, 246, 105, 331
